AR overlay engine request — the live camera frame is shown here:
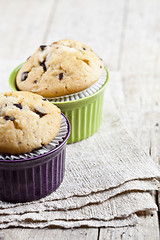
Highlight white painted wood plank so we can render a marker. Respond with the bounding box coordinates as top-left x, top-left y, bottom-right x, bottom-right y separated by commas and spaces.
100, 212, 159, 240
45, 0, 125, 70
117, 0, 160, 151
0, 0, 54, 92
102, 0, 160, 238
0, 0, 55, 59
1, 228, 98, 240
